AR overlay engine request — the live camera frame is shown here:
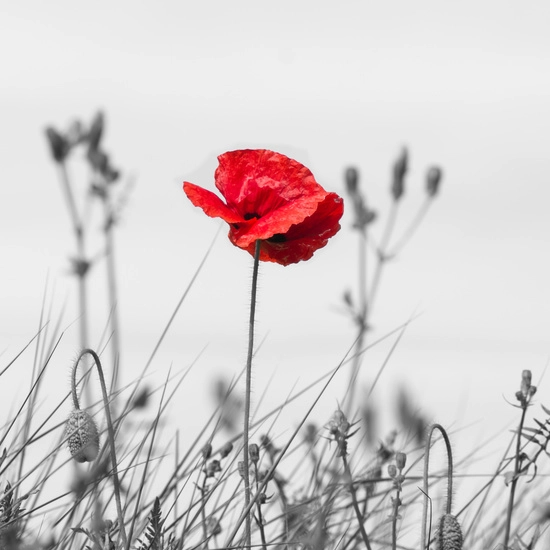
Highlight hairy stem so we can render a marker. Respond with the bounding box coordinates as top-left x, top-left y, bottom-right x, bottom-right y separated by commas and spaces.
421, 424, 454, 550
243, 240, 262, 549
71, 348, 128, 548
